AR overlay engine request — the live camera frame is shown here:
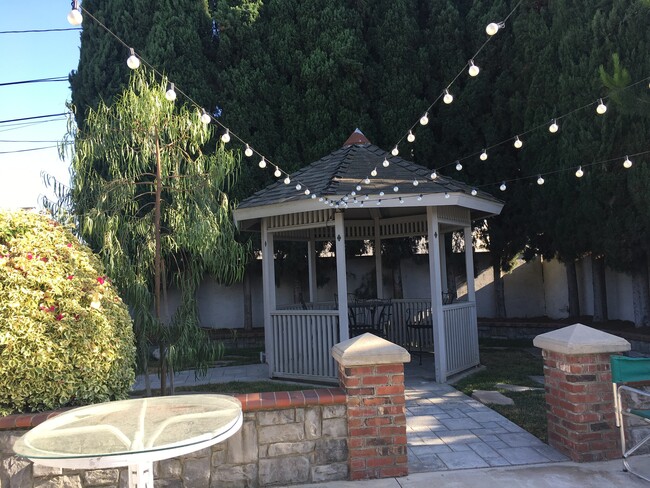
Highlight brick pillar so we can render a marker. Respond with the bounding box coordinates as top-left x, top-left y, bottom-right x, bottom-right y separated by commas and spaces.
533, 323, 630, 462
332, 333, 410, 480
